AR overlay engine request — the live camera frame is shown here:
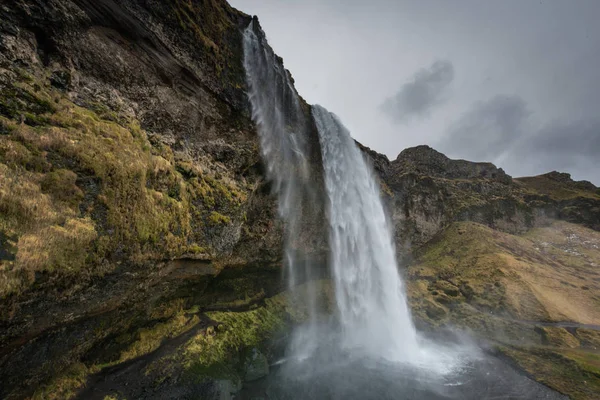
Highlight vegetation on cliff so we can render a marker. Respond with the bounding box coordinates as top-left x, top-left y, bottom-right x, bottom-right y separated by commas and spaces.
407, 220, 600, 399
0, 71, 250, 298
